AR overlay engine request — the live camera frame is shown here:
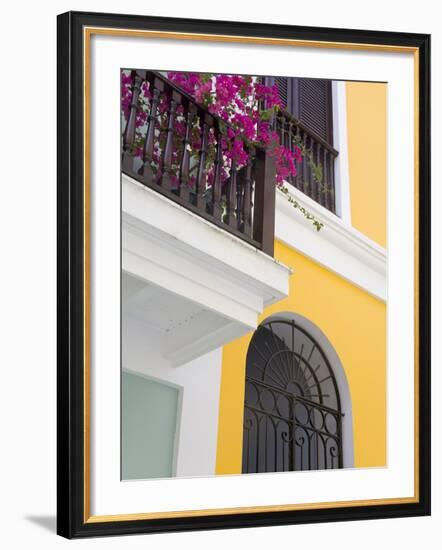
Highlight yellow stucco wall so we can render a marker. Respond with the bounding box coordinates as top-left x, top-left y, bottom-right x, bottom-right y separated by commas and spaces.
215, 81, 387, 475
346, 82, 387, 247
216, 242, 387, 474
